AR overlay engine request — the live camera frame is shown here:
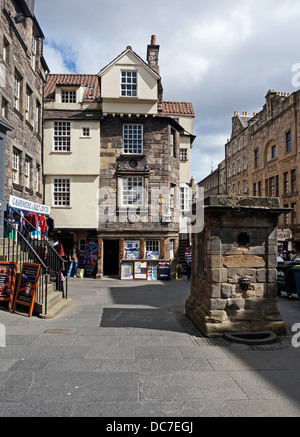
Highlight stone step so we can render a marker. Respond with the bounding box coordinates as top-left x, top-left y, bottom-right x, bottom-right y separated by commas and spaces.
38, 297, 72, 319
0, 237, 72, 319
